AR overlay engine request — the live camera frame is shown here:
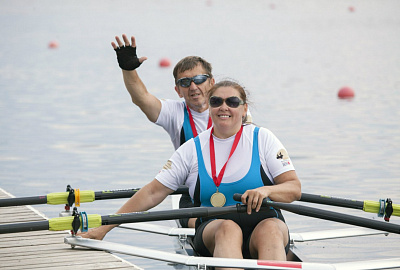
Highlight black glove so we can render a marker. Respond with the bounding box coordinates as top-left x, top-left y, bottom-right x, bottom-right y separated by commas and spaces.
115, 46, 142, 70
